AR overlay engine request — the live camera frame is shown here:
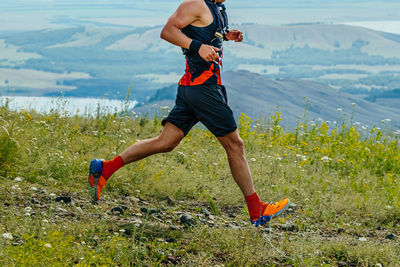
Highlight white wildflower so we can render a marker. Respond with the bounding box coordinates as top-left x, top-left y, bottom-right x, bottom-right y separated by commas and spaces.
250, 158, 256, 162
321, 156, 332, 162
337, 108, 343, 112
44, 243, 52, 248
